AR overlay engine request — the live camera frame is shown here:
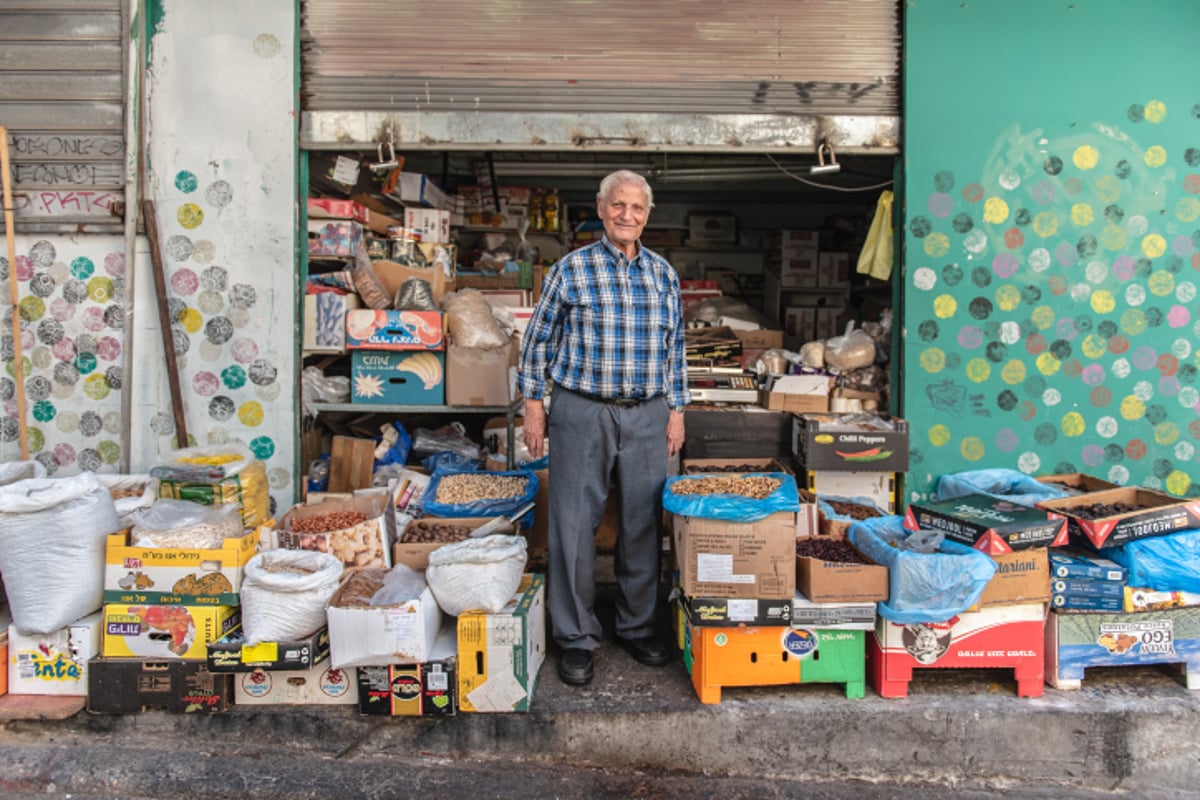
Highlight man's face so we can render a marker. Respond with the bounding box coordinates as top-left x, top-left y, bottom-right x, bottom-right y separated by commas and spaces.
597, 182, 650, 251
